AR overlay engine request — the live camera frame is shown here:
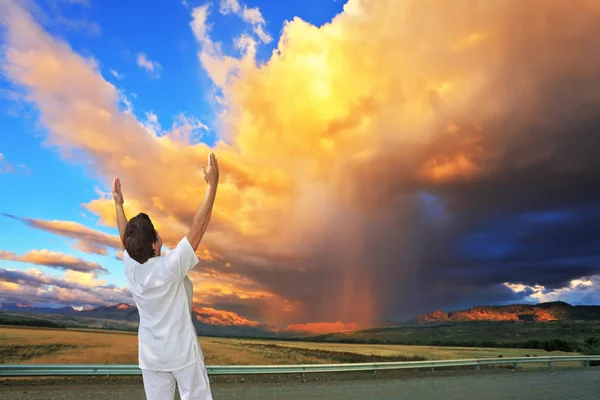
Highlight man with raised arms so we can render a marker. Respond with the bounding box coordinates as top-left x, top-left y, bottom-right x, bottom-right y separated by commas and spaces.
112, 152, 219, 400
